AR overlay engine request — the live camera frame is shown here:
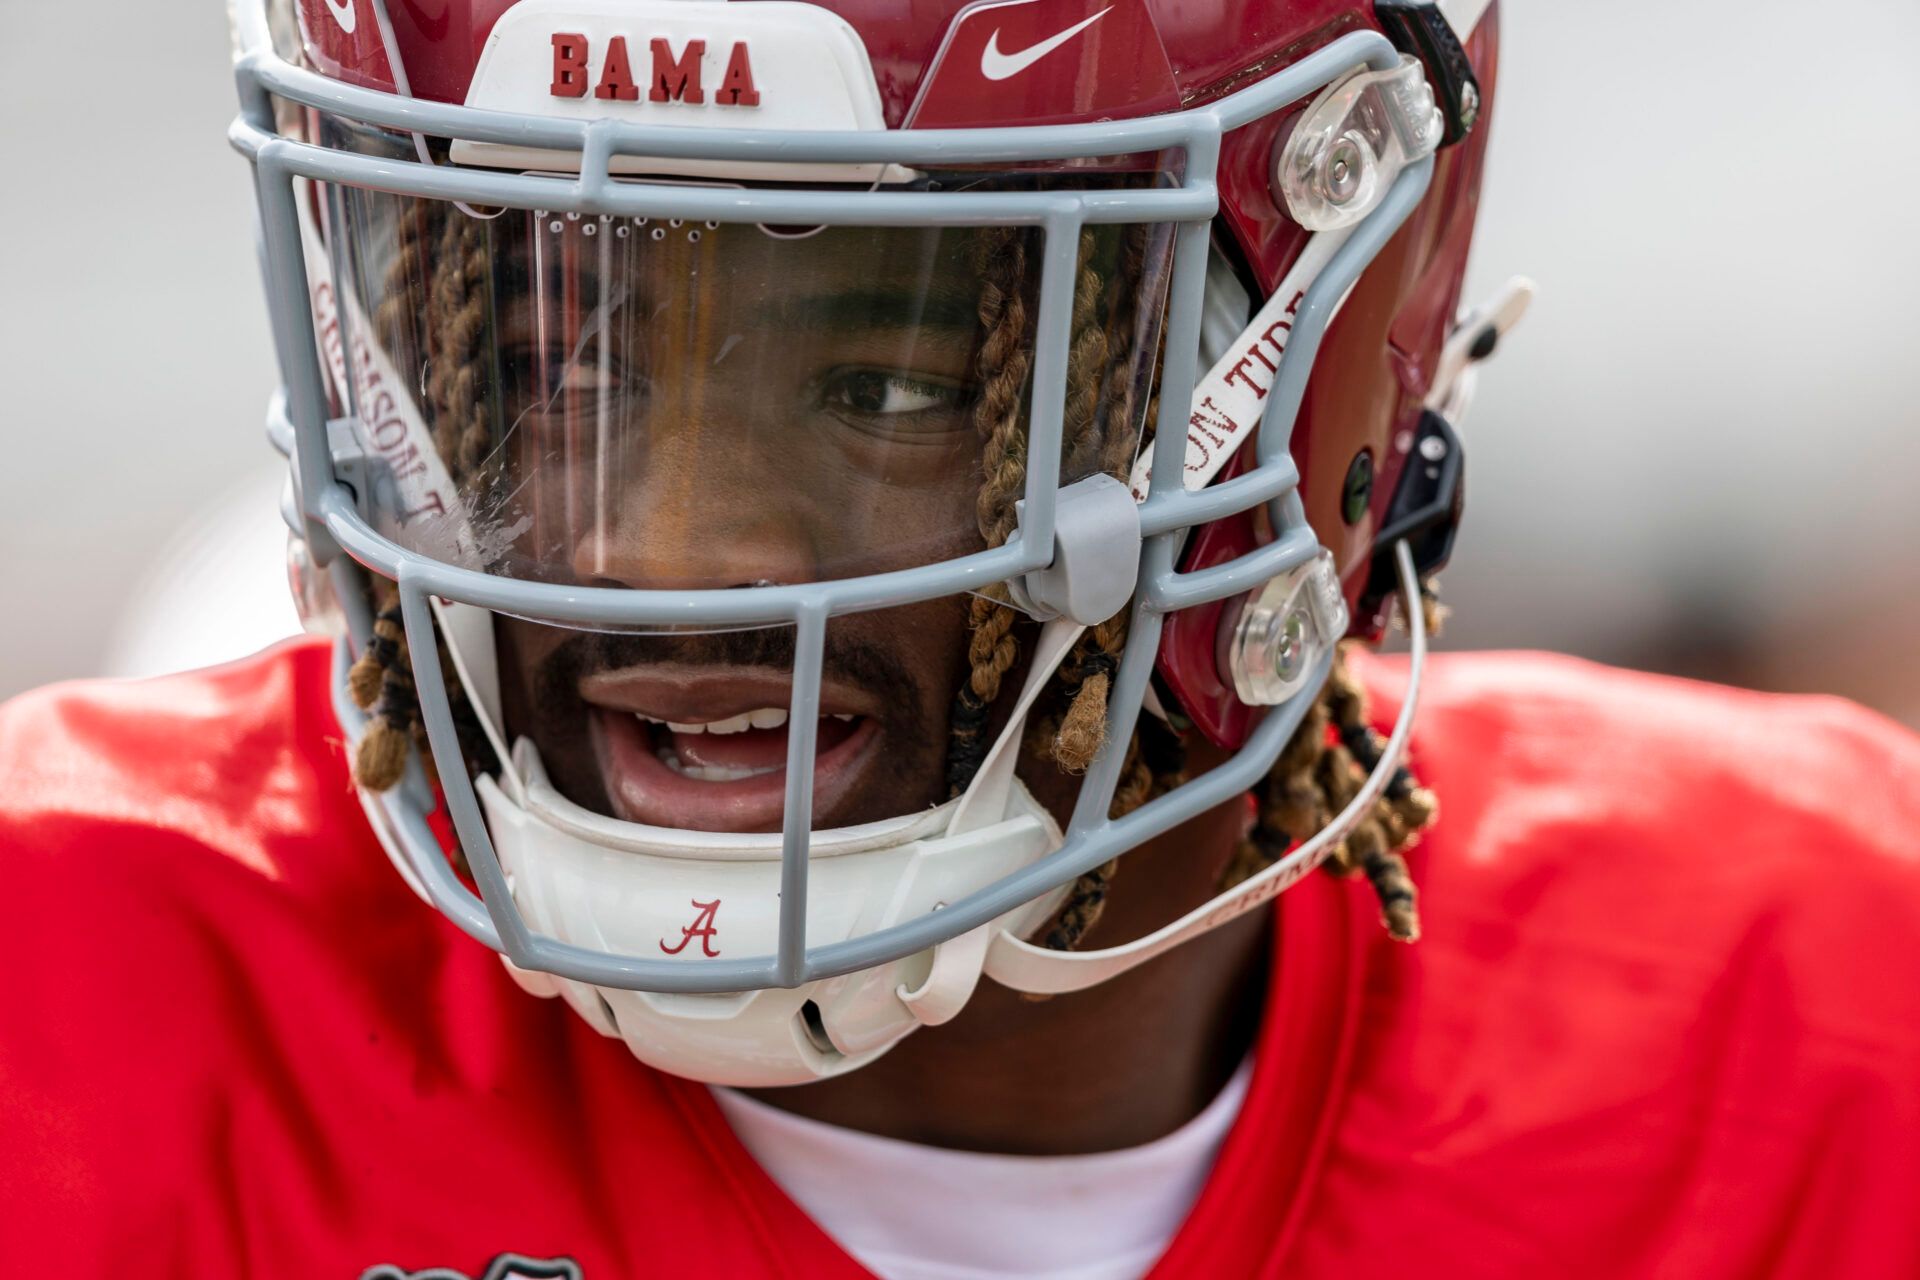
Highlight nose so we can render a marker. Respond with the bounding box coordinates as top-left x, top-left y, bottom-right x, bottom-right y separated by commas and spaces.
560, 327, 821, 590
569, 459, 819, 592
